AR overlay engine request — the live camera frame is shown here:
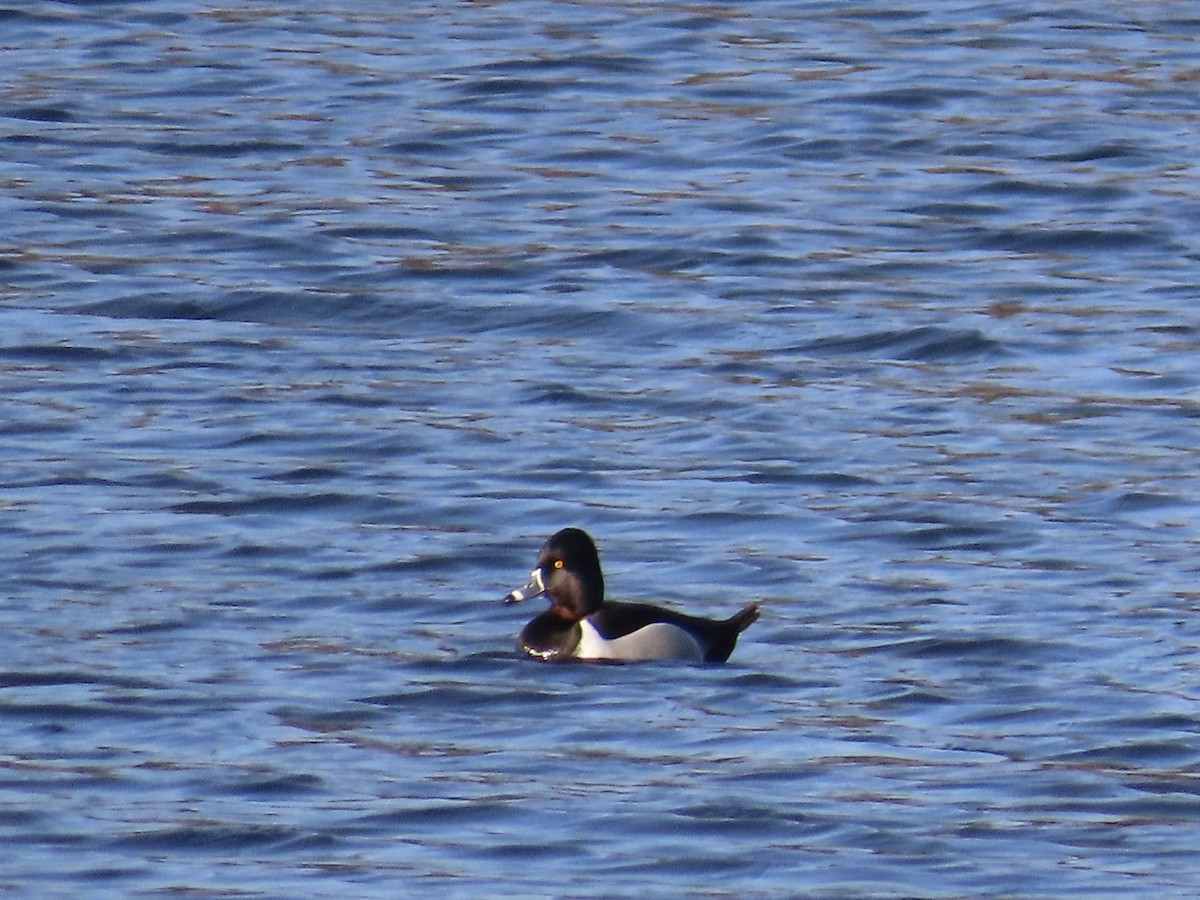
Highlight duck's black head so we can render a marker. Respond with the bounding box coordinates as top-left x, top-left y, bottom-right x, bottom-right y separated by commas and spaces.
504, 527, 605, 620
